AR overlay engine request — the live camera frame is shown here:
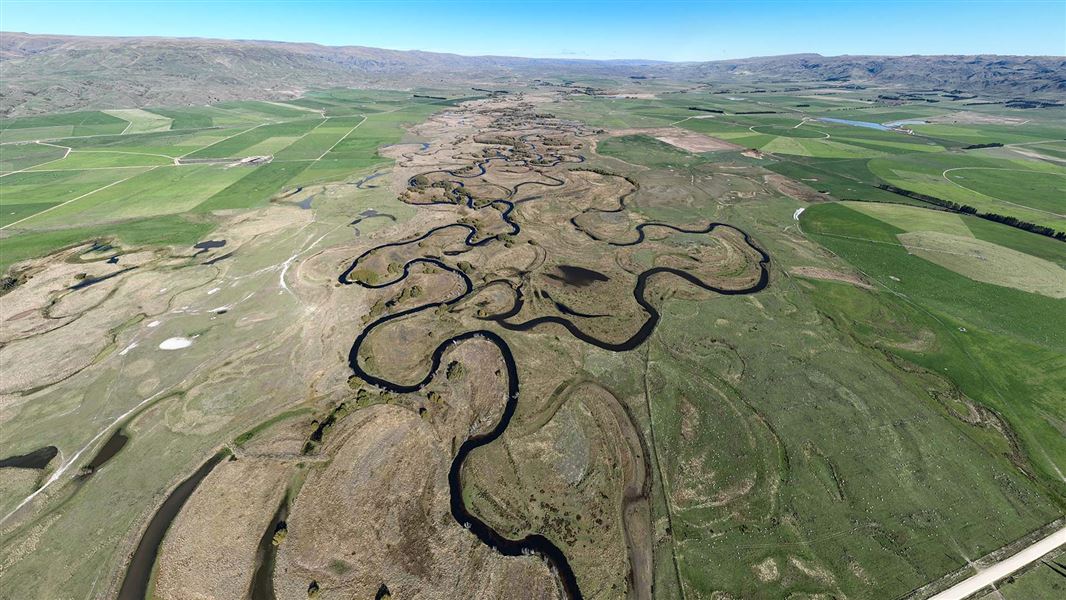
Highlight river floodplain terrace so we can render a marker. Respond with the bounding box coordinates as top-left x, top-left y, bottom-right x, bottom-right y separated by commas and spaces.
1, 46, 1065, 600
